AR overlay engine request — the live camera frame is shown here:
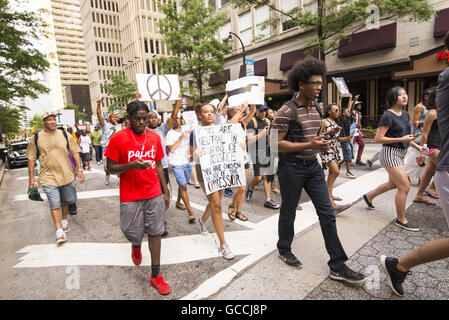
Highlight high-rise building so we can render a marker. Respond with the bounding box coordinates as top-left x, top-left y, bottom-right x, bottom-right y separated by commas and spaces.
41, 0, 92, 120
80, 0, 123, 113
